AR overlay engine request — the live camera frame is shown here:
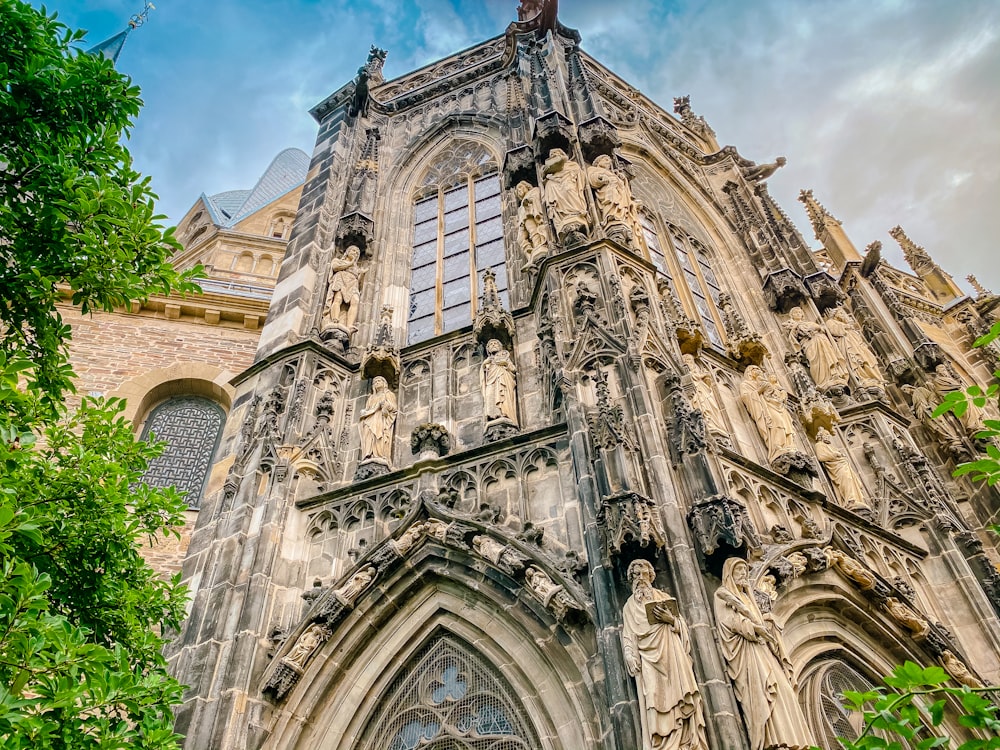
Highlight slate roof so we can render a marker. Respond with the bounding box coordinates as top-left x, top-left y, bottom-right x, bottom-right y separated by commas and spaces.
202, 148, 309, 229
